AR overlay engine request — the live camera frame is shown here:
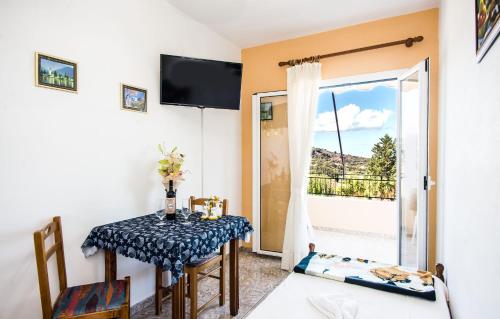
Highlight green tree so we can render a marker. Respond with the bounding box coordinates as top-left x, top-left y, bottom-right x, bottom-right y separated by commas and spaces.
367, 134, 396, 180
